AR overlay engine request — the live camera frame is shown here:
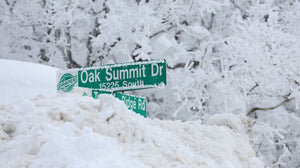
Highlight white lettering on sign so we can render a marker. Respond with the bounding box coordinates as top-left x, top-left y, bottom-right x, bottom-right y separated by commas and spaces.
151, 63, 158, 76
88, 72, 94, 83
123, 80, 144, 87
95, 69, 101, 82
81, 70, 88, 84
81, 69, 100, 84
106, 67, 112, 81
122, 96, 136, 110
105, 65, 146, 81
138, 99, 146, 111
151, 63, 164, 77
93, 91, 99, 99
